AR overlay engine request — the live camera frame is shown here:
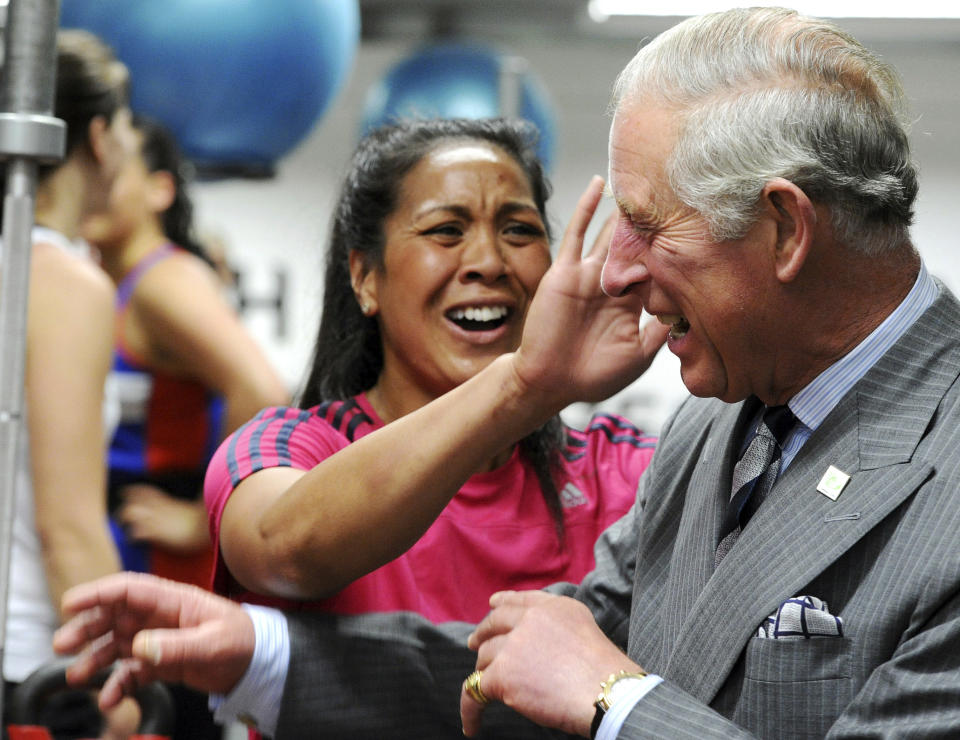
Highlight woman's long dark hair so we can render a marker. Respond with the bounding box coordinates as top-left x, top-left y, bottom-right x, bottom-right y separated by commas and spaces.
300, 117, 568, 540
134, 115, 213, 265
